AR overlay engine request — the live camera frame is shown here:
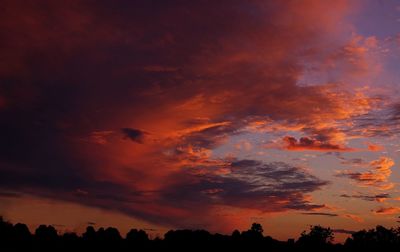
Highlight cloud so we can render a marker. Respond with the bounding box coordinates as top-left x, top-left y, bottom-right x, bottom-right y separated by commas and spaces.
332, 229, 355, 235
0, 191, 22, 198
282, 136, 352, 151
121, 128, 148, 143
337, 157, 395, 190
0, 0, 384, 232
301, 212, 364, 223
340, 158, 365, 166
89, 131, 114, 145
161, 159, 328, 217
340, 193, 390, 202
324, 34, 381, 77
176, 121, 238, 149
301, 212, 338, 217
351, 102, 400, 138
342, 214, 364, 223
367, 143, 384, 151
373, 207, 400, 215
